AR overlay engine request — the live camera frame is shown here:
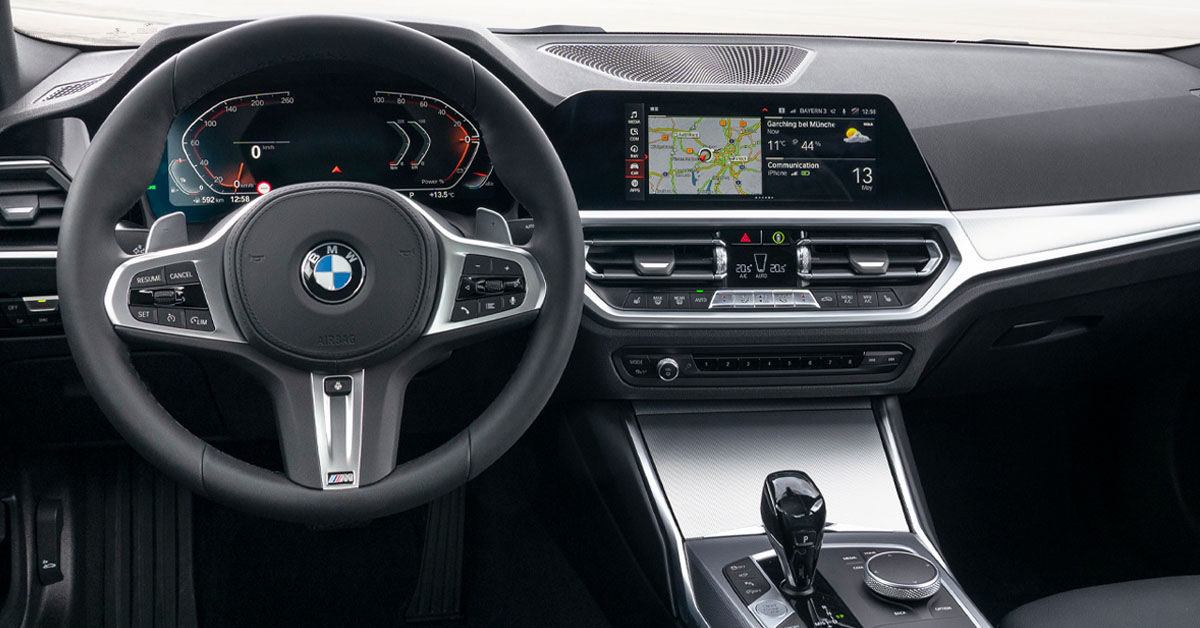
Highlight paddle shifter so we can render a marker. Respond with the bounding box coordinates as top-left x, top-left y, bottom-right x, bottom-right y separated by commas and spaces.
760, 470, 826, 599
